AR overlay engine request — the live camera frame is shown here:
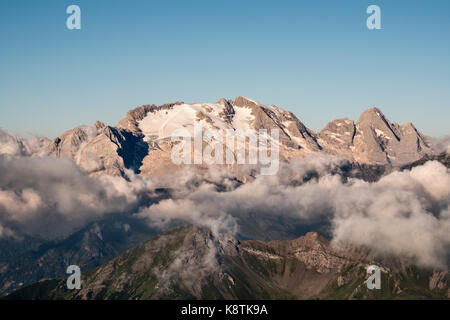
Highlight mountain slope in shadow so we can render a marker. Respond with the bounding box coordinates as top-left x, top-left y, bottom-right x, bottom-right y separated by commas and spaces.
6, 226, 449, 300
